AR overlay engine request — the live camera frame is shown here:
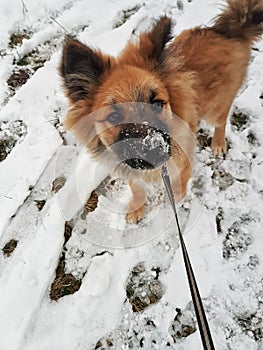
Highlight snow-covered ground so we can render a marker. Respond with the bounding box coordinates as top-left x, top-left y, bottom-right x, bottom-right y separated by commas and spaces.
0, 0, 263, 349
